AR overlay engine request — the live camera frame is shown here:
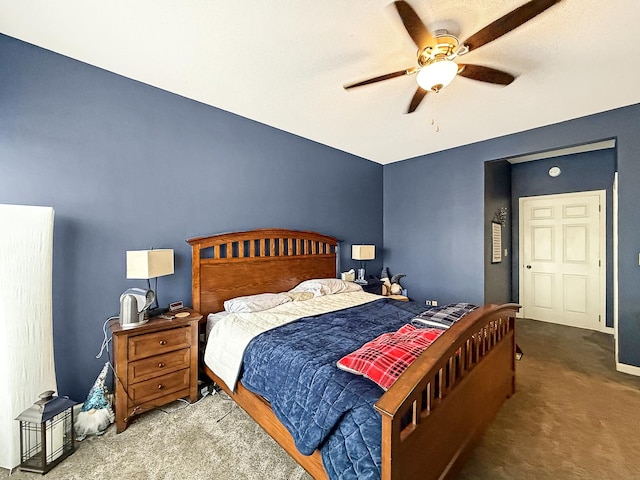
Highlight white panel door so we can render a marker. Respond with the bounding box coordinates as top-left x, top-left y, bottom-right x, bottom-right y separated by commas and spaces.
520, 192, 605, 330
